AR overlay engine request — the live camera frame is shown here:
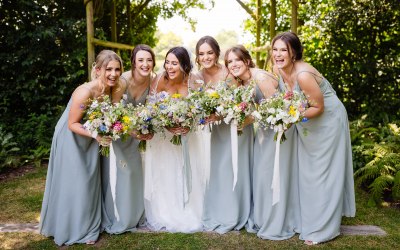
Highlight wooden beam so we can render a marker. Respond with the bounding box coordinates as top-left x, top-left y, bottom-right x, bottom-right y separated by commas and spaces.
92, 38, 134, 50
252, 44, 271, 52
